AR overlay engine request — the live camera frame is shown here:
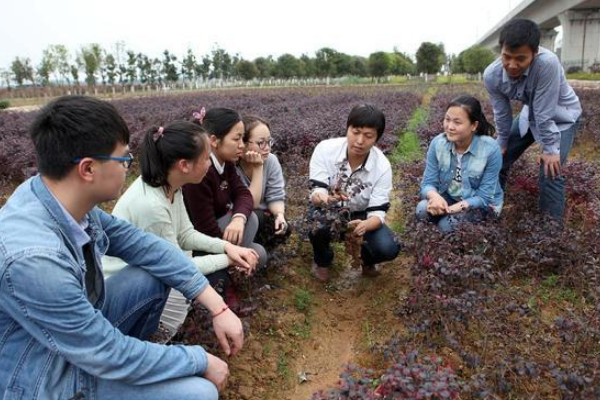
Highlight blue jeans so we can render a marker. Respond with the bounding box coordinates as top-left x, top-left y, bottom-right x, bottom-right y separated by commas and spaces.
416, 196, 489, 233
98, 266, 218, 400
308, 209, 401, 267
499, 116, 579, 219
